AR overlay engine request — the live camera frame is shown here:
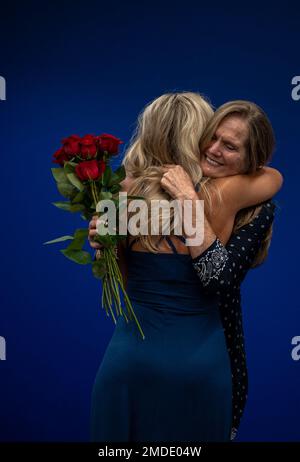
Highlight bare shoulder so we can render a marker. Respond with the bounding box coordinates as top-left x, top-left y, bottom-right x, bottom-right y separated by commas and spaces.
208, 175, 247, 191
199, 177, 233, 210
